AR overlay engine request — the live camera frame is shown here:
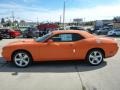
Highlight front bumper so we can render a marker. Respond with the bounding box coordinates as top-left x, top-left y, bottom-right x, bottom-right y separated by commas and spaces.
2, 47, 11, 61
